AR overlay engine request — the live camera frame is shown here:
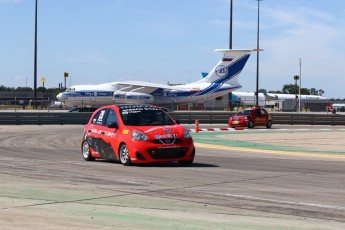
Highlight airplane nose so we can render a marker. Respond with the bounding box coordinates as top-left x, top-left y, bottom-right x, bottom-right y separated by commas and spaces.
56, 93, 63, 101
